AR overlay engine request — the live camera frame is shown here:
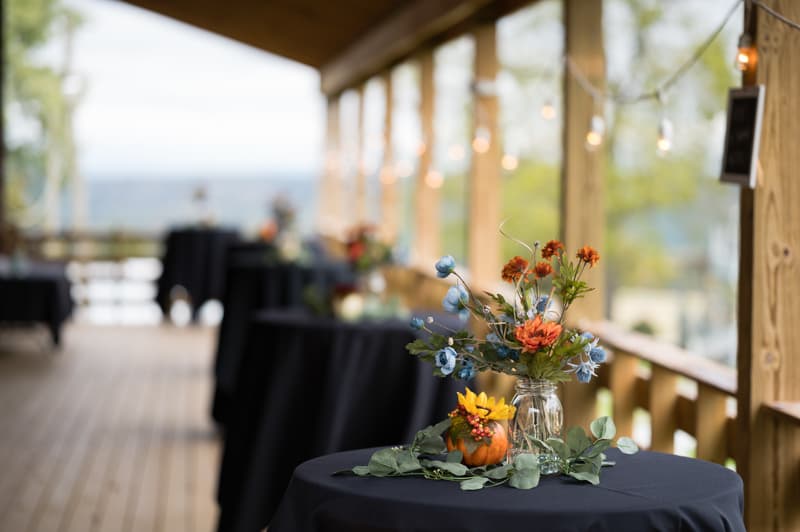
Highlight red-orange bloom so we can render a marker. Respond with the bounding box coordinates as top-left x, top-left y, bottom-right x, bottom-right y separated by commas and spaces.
514, 316, 563, 353
576, 246, 600, 267
533, 261, 553, 279
501, 256, 529, 283
541, 240, 565, 260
